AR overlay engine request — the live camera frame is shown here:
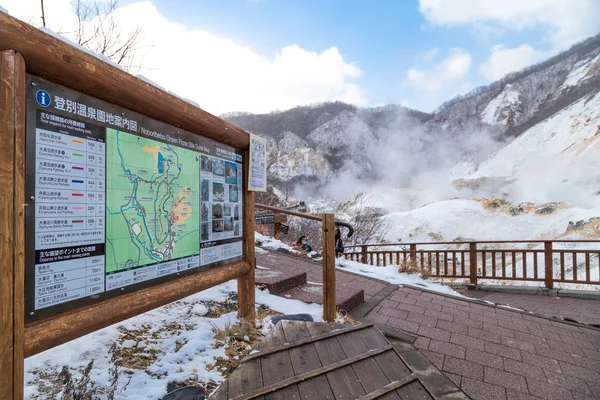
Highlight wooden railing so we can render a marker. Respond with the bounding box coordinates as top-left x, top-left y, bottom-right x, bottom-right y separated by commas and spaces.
343, 241, 600, 288
255, 203, 337, 321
